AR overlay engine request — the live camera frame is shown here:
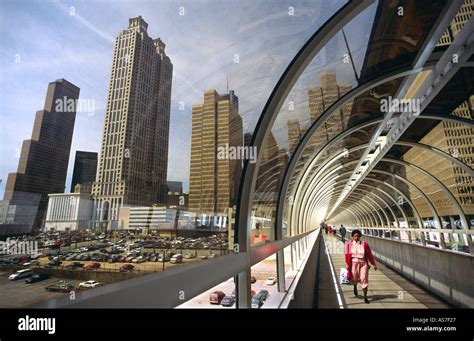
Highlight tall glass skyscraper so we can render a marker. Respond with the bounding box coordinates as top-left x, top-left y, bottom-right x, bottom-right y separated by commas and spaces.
3, 79, 80, 231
